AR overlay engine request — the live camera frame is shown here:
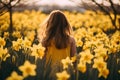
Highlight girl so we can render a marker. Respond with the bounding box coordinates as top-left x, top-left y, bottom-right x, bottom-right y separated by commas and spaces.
38, 10, 76, 79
